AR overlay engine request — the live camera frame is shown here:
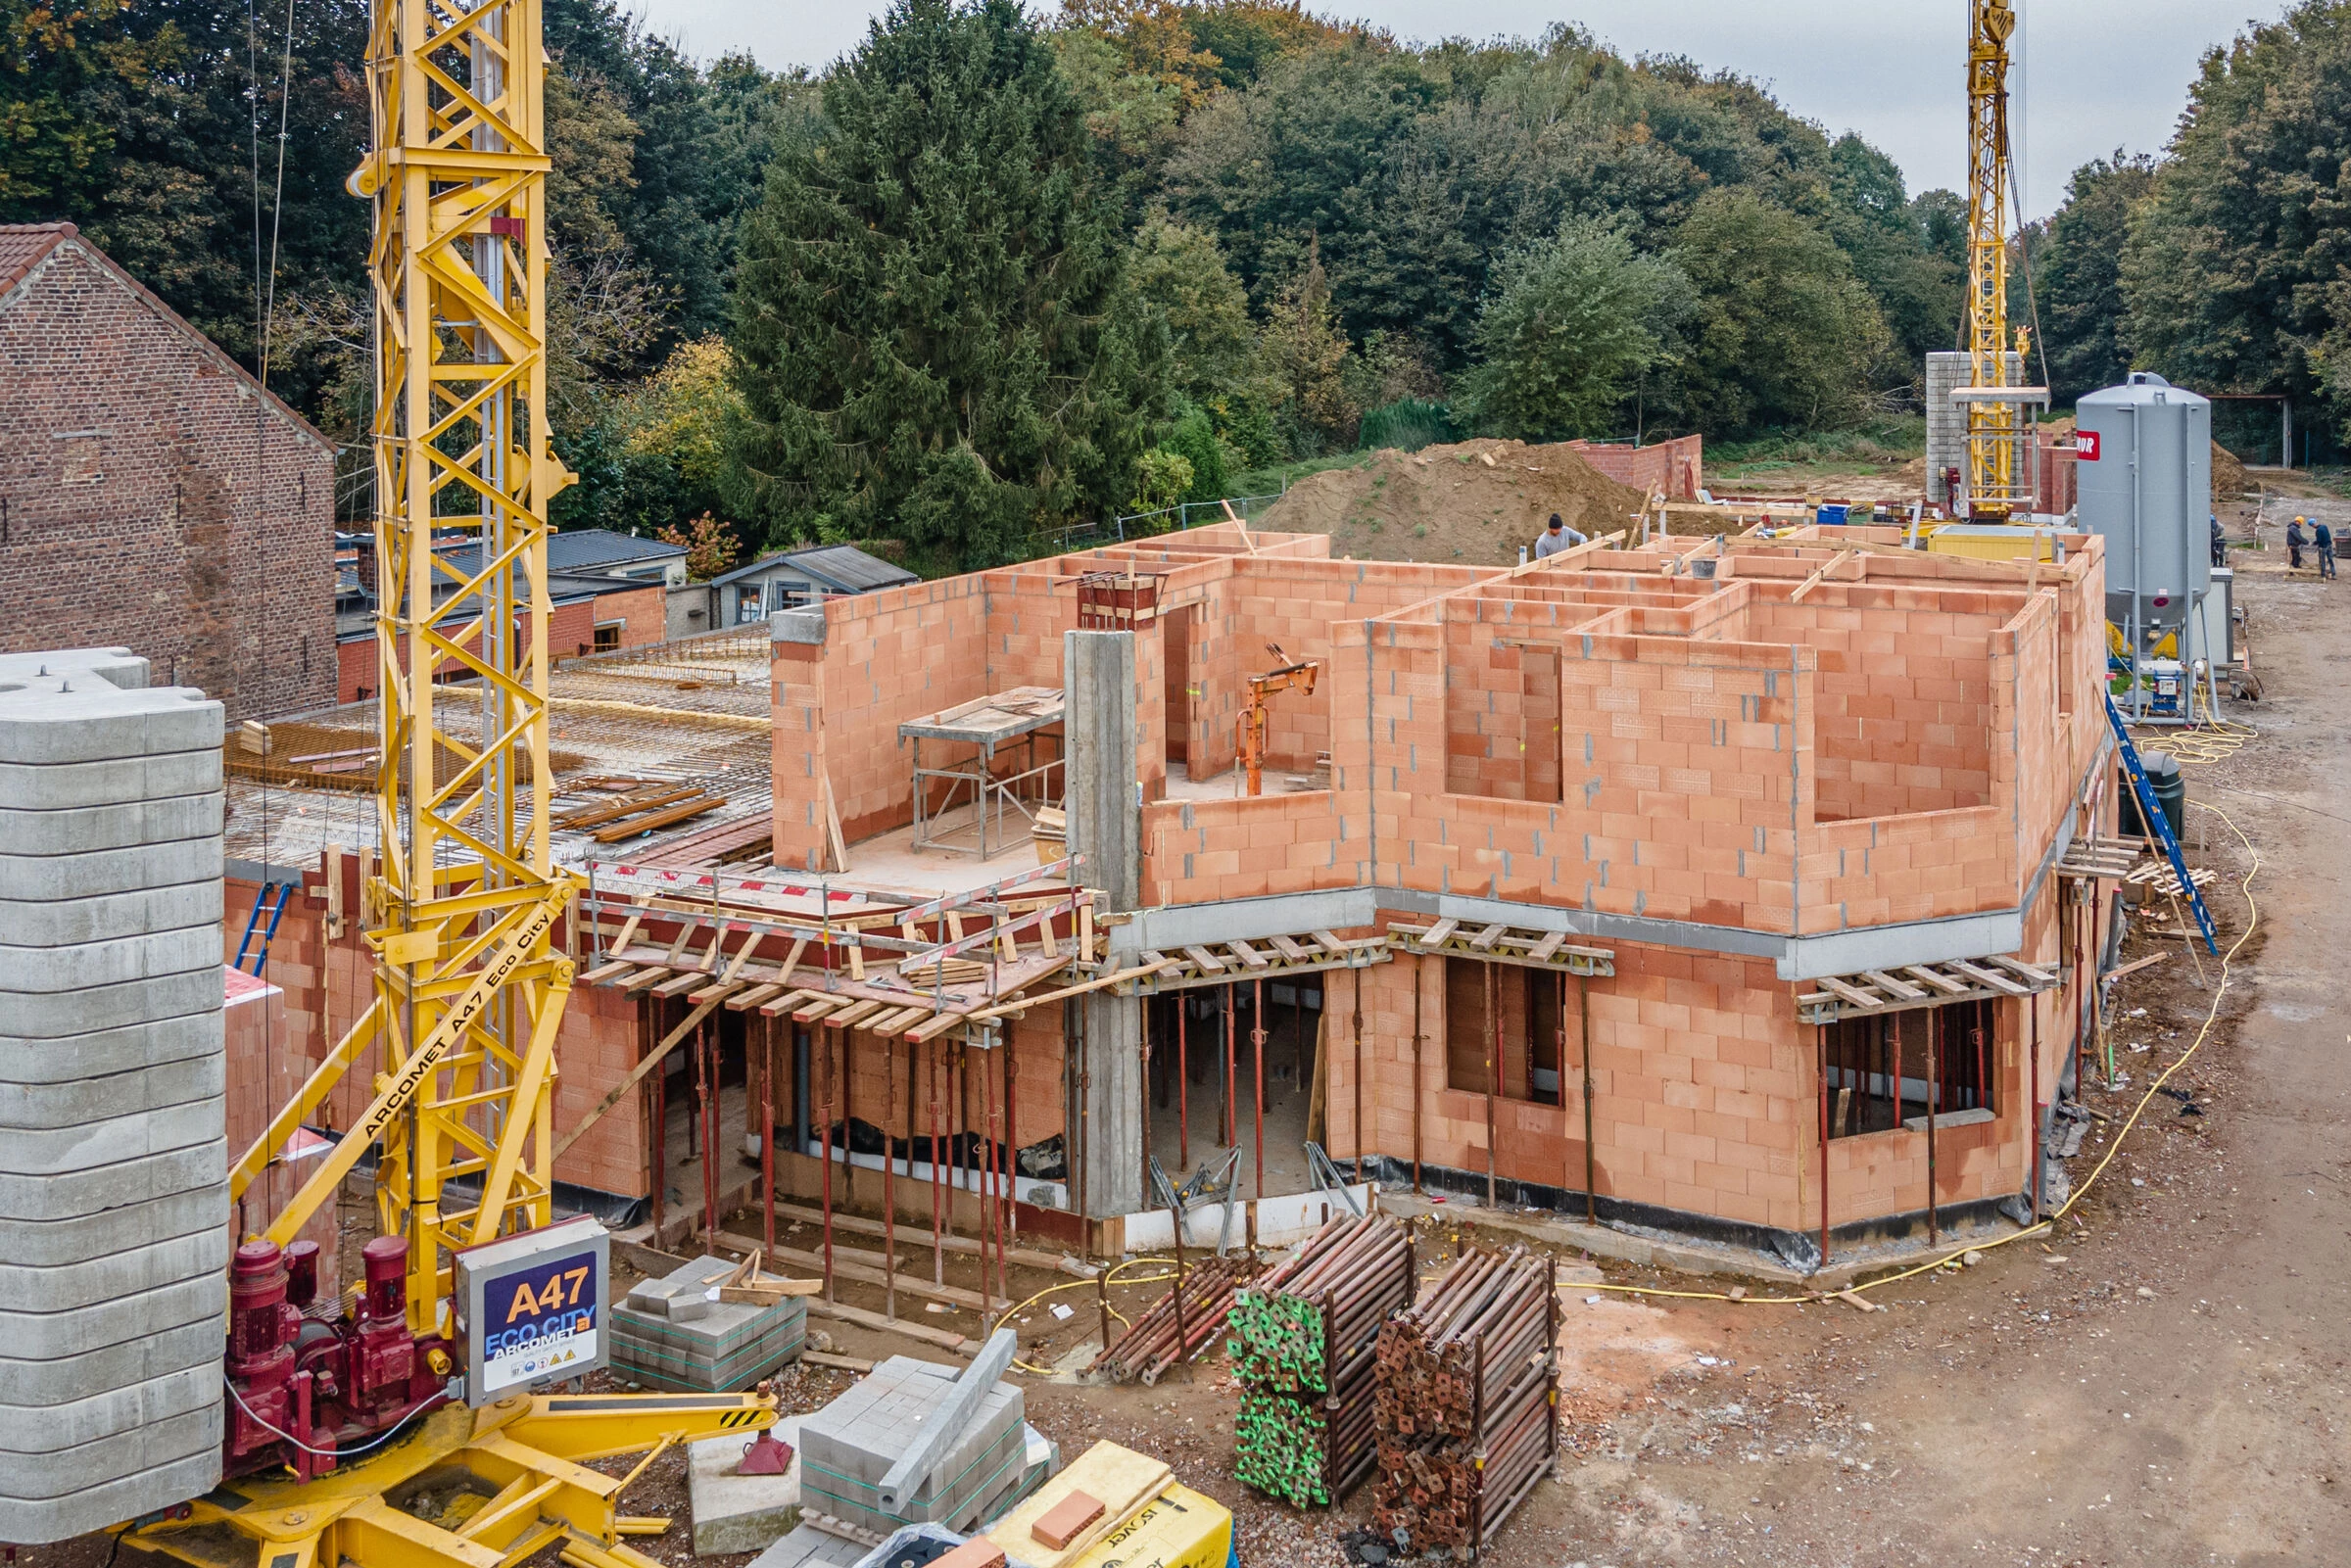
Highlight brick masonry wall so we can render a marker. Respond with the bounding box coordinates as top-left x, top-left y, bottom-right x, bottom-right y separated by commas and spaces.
0, 240, 335, 720
333, 600, 600, 705
1565, 435, 1703, 501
